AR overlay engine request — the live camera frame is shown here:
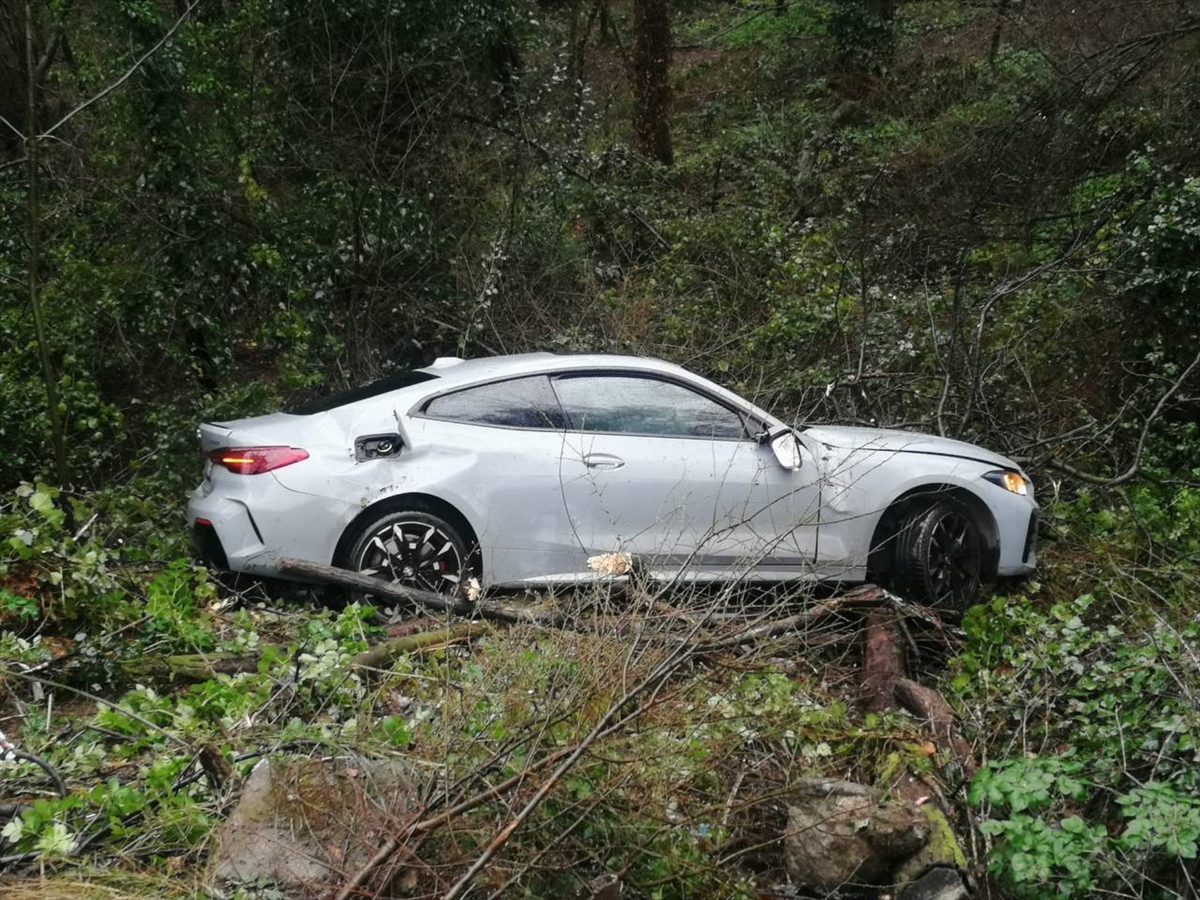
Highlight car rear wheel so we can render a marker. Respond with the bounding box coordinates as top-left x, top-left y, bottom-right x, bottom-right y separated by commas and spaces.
348, 510, 469, 597
892, 500, 983, 613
